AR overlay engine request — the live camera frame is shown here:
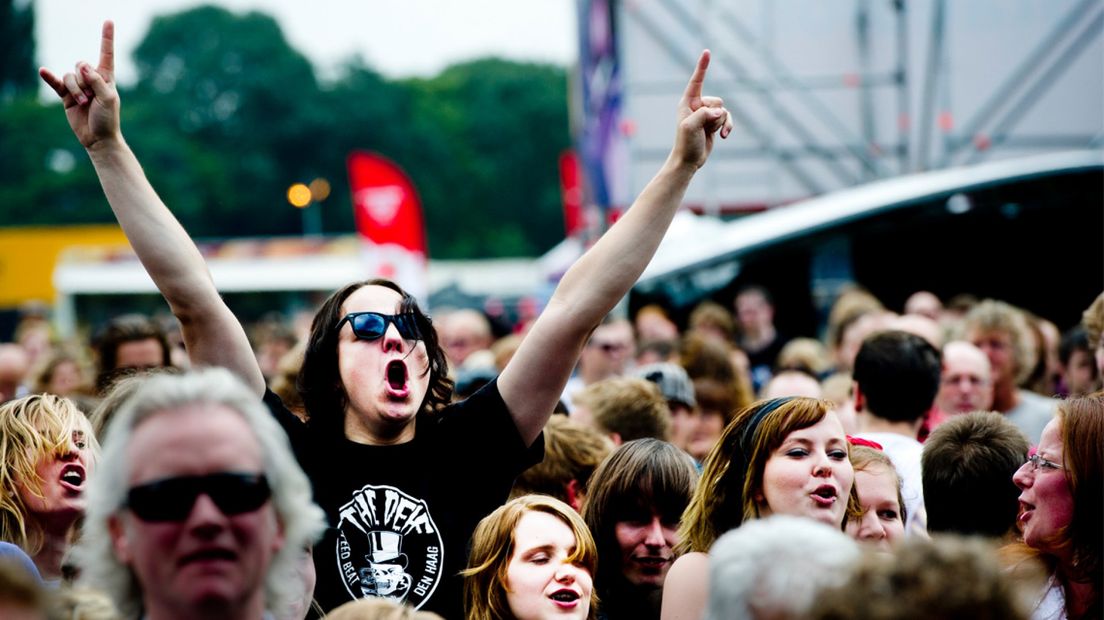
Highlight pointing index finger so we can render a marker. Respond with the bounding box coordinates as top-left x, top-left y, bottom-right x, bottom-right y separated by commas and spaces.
98, 20, 115, 75
683, 50, 710, 104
